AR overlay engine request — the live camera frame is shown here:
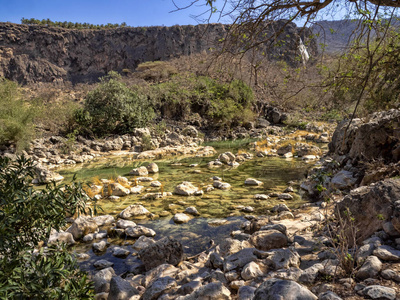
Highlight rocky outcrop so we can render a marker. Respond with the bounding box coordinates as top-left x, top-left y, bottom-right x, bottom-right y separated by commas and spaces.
0, 21, 317, 84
